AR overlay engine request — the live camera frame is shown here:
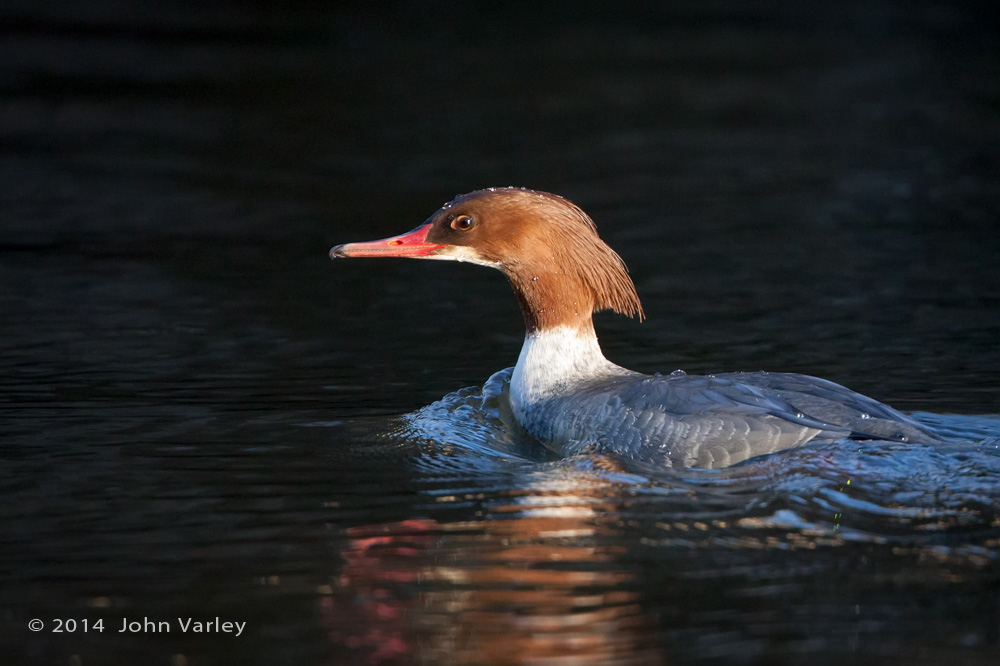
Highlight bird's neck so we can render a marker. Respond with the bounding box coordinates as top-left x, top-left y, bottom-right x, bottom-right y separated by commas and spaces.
505, 265, 595, 334
510, 322, 627, 411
